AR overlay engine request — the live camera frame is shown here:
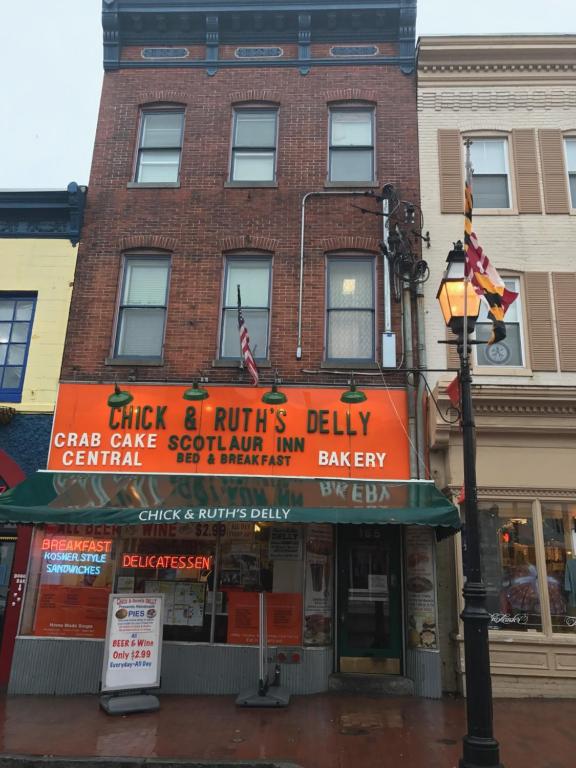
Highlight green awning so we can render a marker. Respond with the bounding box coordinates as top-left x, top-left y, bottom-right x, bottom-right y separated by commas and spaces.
0, 472, 459, 532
